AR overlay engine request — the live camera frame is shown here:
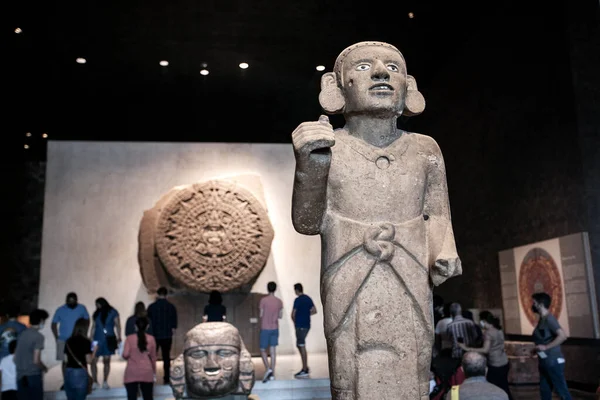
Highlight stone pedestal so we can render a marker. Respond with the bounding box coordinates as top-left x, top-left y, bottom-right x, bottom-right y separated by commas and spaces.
505, 341, 539, 384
